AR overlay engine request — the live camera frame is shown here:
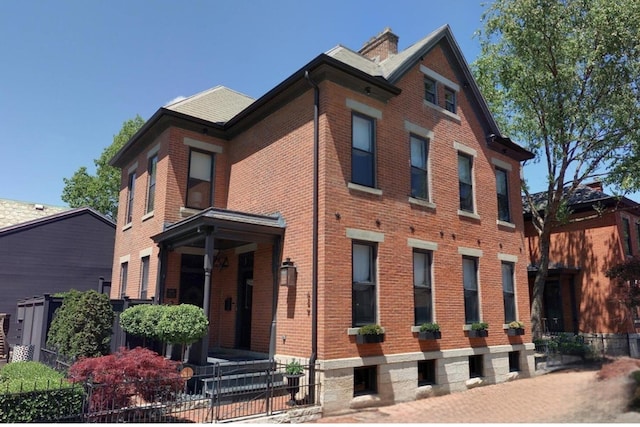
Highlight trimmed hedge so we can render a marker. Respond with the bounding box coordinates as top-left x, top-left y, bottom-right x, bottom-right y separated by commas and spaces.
0, 362, 83, 422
